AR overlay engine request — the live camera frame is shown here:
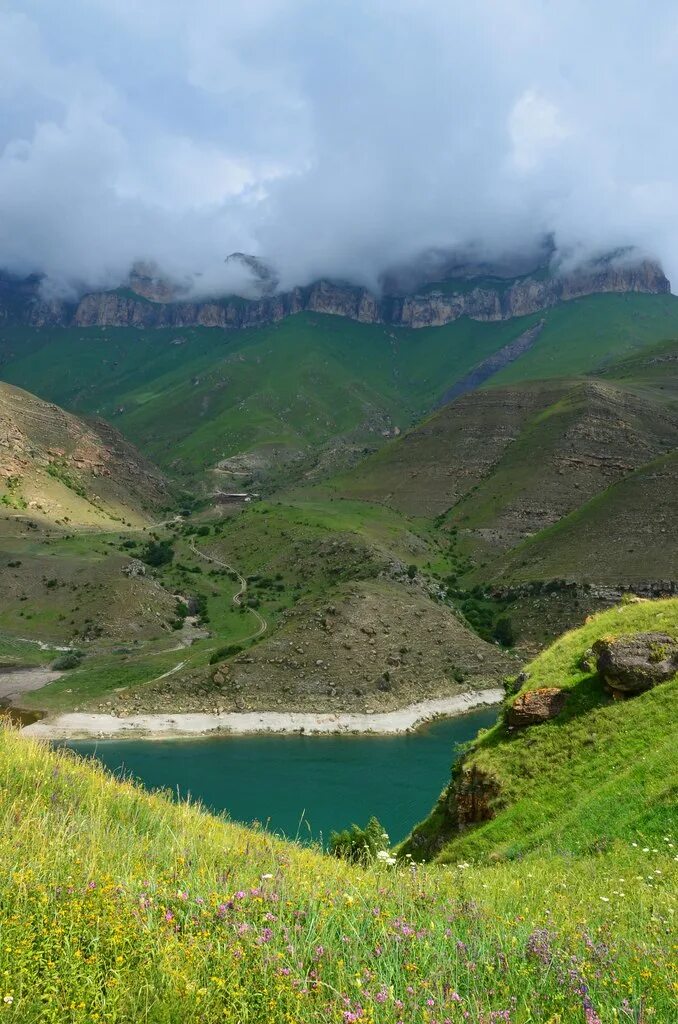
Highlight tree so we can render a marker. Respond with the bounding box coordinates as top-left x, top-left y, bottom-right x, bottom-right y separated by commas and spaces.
493, 616, 515, 647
